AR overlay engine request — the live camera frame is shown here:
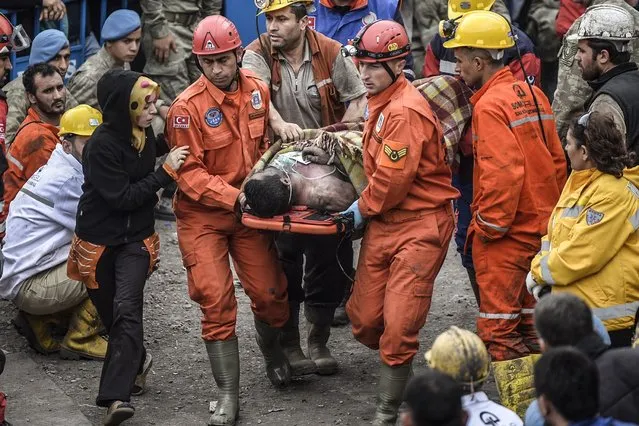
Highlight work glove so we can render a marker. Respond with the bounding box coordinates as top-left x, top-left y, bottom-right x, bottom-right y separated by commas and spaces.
526, 272, 549, 301
340, 200, 364, 230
